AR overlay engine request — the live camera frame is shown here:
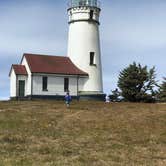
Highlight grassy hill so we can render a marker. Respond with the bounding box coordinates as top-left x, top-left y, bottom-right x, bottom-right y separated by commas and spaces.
0, 101, 165, 166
